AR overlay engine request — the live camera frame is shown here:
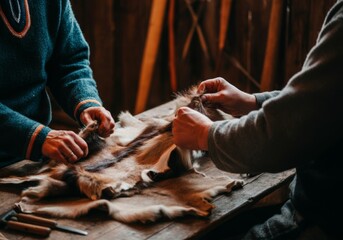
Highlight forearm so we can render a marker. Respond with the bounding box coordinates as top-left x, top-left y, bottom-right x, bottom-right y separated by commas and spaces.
208, 16, 343, 173
208, 87, 329, 174
0, 103, 51, 161
47, 0, 102, 122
